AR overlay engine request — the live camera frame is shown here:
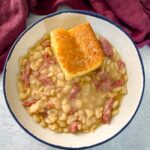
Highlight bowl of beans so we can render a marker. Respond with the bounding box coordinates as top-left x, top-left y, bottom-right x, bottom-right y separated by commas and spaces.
3, 10, 145, 149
